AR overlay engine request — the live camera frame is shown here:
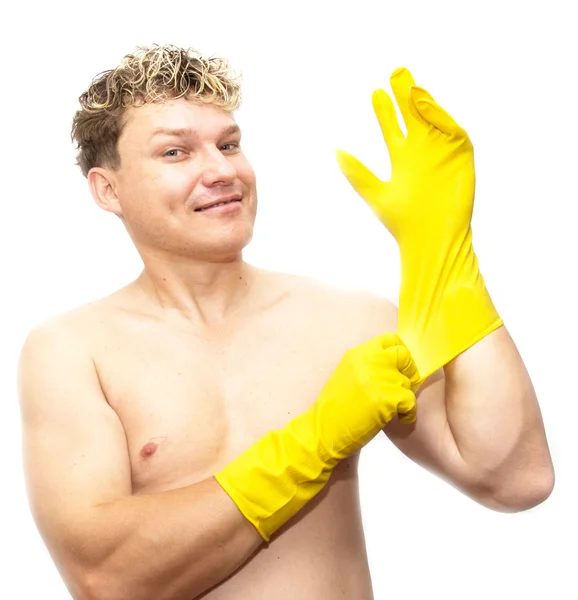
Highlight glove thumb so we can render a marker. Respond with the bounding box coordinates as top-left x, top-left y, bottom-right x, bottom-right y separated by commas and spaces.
335, 149, 393, 228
